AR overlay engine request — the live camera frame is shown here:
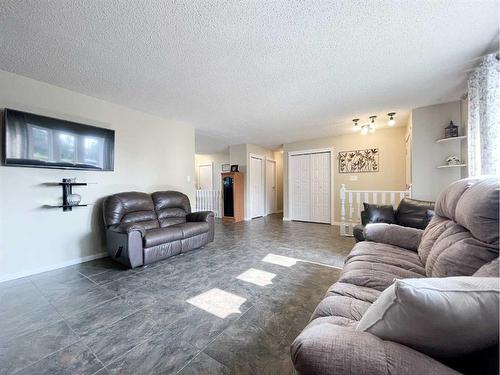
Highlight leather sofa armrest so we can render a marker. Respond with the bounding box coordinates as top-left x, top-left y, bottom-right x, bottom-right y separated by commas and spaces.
363, 223, 423, 251
186, 211, 214, 222
106, 225, 144, 268
291, 320, 460, 375
108, 223, 146, 237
